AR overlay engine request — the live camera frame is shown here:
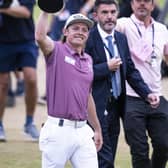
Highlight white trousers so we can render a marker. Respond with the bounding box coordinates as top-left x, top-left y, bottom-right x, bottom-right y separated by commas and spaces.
39, 116, 98, 168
